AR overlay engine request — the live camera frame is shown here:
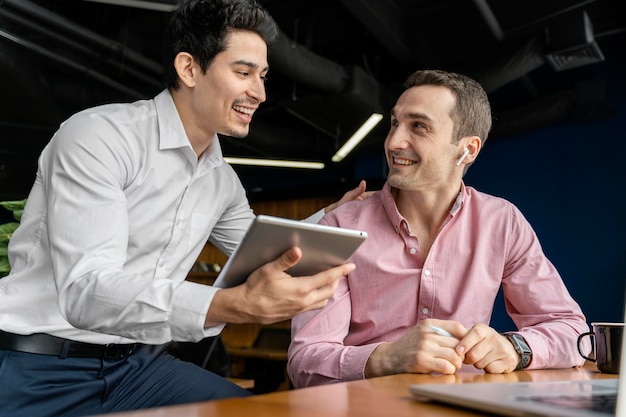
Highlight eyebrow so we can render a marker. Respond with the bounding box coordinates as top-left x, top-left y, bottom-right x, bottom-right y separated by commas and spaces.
233, 59, 269, 73
391, 108, 432, 122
